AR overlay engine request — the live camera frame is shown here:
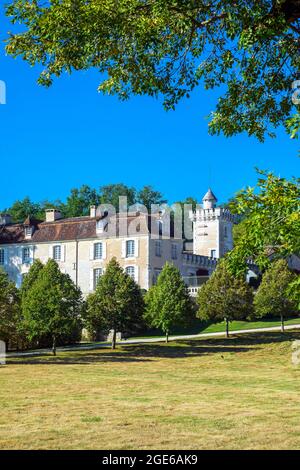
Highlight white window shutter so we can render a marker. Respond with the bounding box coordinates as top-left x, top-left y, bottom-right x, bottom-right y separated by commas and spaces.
102, 242, 107, 259
89, 269, 94, 291
121, 240, 126, 258
49, 245, 53, 259
135, 266, 139, 284
61, 245, 65, 262
4, 248, 8, 266
18, 247, 23, 263
135, 239, 139, 257
90, 243, 94, 260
